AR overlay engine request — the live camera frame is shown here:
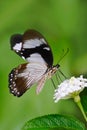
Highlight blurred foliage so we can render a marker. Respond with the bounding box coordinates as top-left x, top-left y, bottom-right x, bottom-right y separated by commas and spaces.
0, 0, 87, 130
